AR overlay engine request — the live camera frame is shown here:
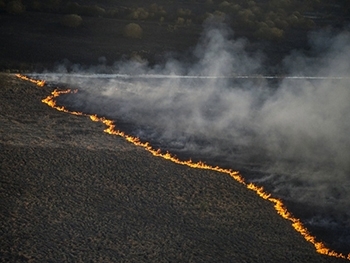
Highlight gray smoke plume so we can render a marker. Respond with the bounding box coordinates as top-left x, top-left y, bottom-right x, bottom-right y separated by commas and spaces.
35, 24, 350, 249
